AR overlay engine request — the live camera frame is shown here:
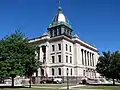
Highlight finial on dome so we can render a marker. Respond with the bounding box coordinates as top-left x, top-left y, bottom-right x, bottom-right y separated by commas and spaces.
58, 6, 62, 13
58, 0, 62, 13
